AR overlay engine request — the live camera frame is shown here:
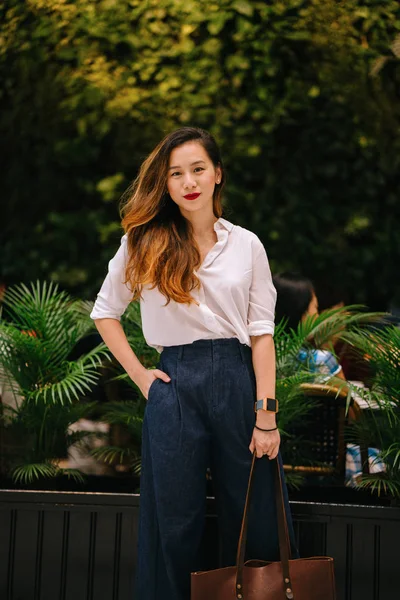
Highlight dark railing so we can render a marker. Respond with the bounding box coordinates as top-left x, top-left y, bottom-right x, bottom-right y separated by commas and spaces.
0, 490, 399, 600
